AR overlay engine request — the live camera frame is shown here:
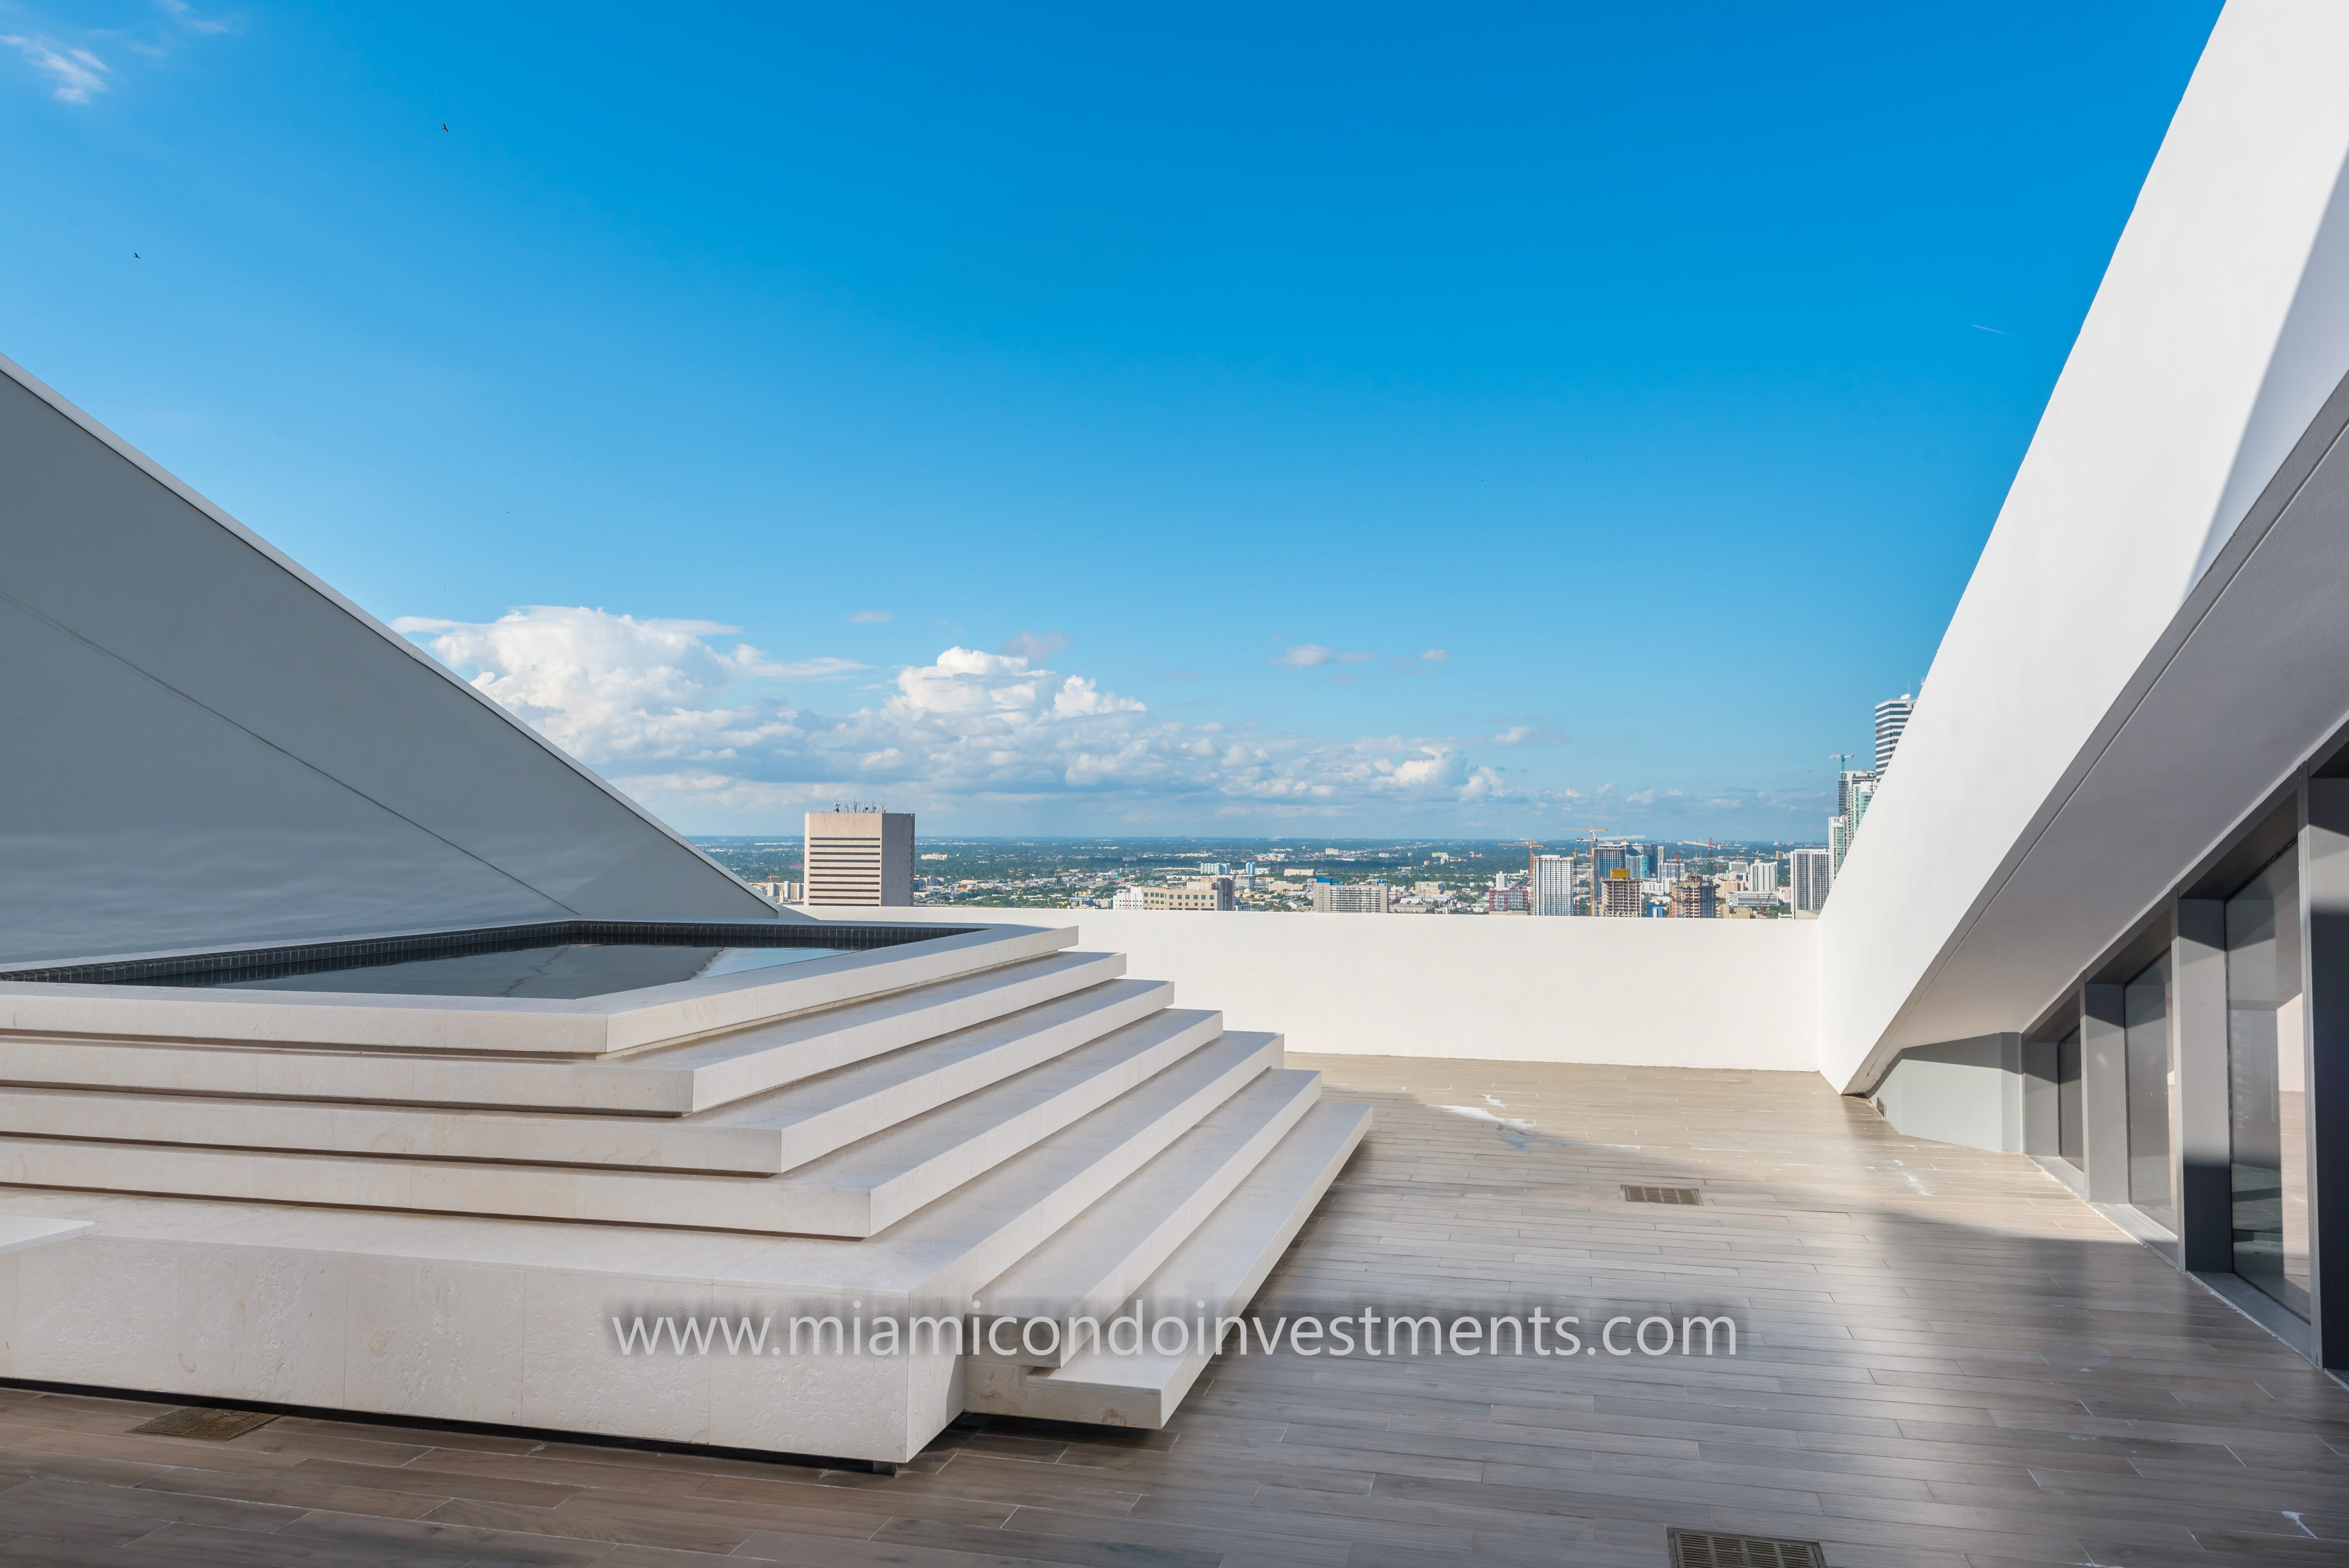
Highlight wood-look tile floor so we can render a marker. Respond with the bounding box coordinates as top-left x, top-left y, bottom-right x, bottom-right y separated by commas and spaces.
4, 1057, 2347, 1566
